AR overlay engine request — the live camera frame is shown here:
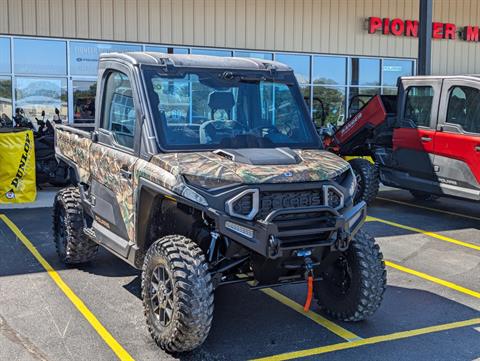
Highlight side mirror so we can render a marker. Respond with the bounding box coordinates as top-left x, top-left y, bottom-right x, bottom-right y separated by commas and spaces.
91, 131, 99, 142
